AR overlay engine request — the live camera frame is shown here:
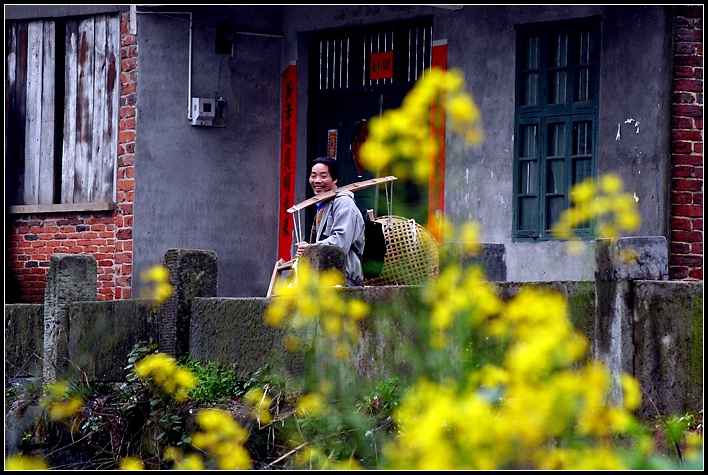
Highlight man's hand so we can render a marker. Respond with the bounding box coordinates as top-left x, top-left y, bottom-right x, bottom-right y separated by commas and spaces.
295, 241, 310, 258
